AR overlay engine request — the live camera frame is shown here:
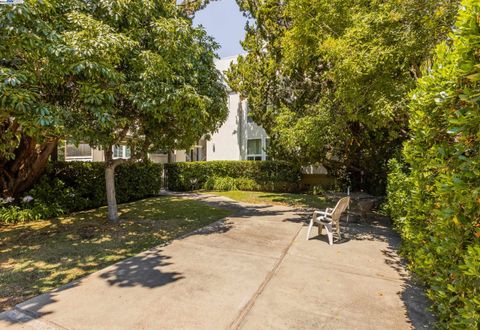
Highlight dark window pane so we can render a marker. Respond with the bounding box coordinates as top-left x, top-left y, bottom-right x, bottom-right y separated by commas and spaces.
247, 139, 261, 155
